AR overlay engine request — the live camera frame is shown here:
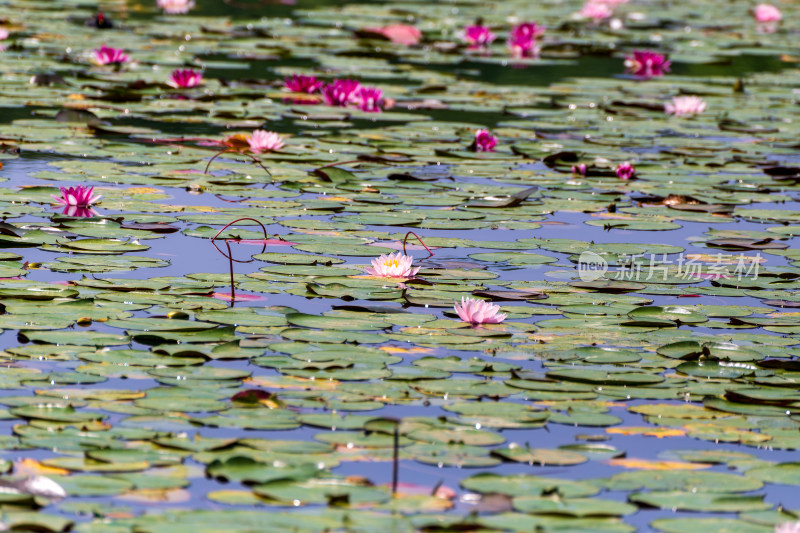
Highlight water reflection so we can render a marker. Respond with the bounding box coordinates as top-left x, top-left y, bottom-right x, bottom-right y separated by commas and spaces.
60, 205, 99, 217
